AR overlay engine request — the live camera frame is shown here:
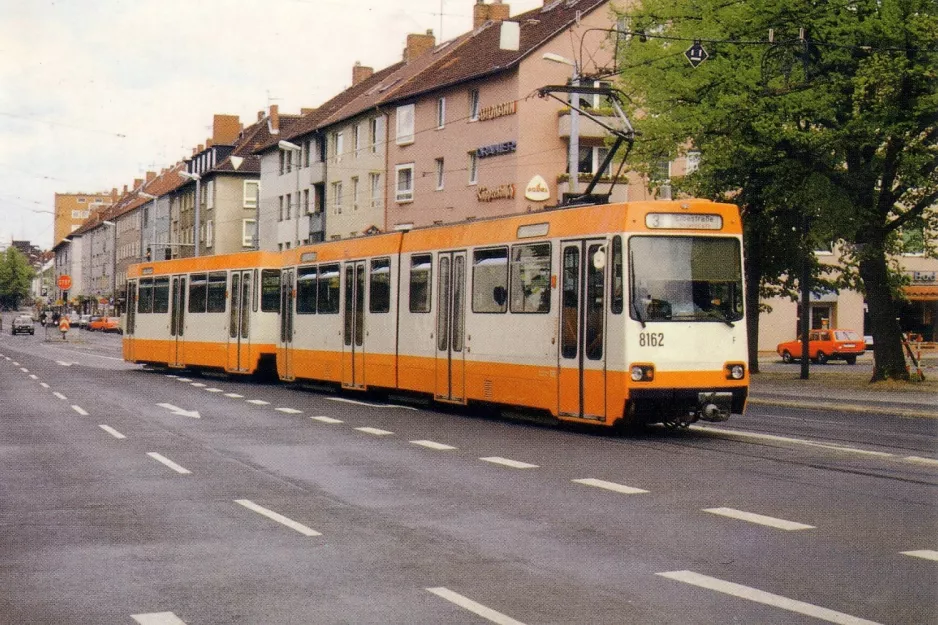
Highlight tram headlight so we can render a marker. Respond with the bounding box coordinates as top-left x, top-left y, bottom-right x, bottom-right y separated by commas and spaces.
725, 363, 745, 380
630, 364, 654, 382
